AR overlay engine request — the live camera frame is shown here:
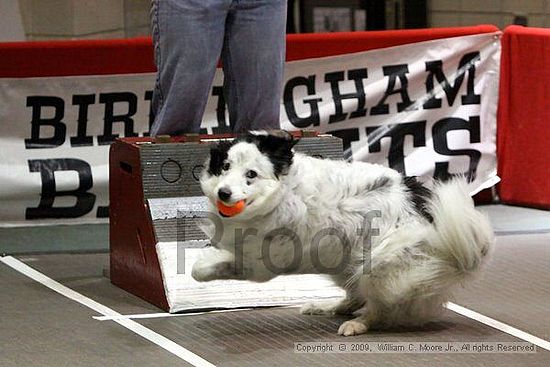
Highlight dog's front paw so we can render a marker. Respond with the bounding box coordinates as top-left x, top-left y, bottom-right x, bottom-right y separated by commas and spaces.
191, 260, 235, 282
301, 301, 338, 316
191, 262, 216, 282
301, 298, 358, 316
338, 319, 369, 336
